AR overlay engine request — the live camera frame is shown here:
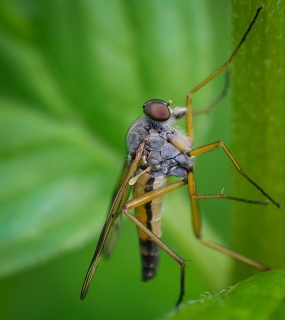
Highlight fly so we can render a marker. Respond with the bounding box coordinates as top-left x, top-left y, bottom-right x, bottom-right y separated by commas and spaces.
80, 5, 282, 307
